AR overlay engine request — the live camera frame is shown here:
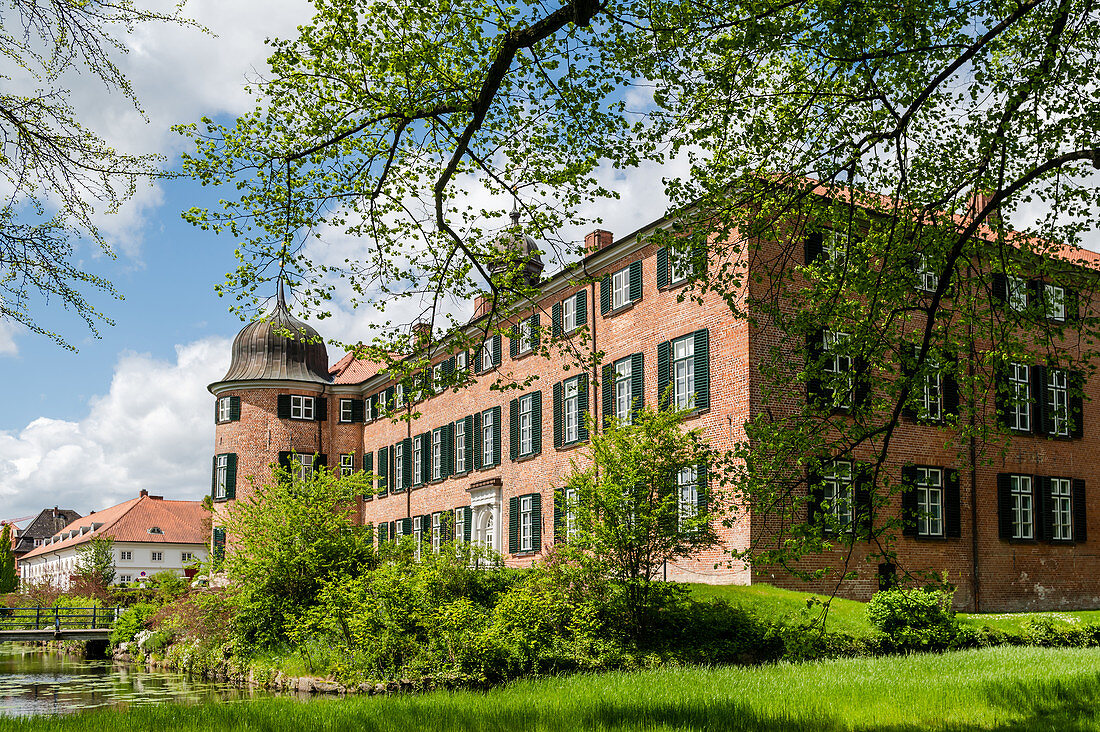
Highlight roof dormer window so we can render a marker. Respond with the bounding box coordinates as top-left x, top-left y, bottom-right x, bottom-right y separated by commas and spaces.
148, 527, 163, 535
